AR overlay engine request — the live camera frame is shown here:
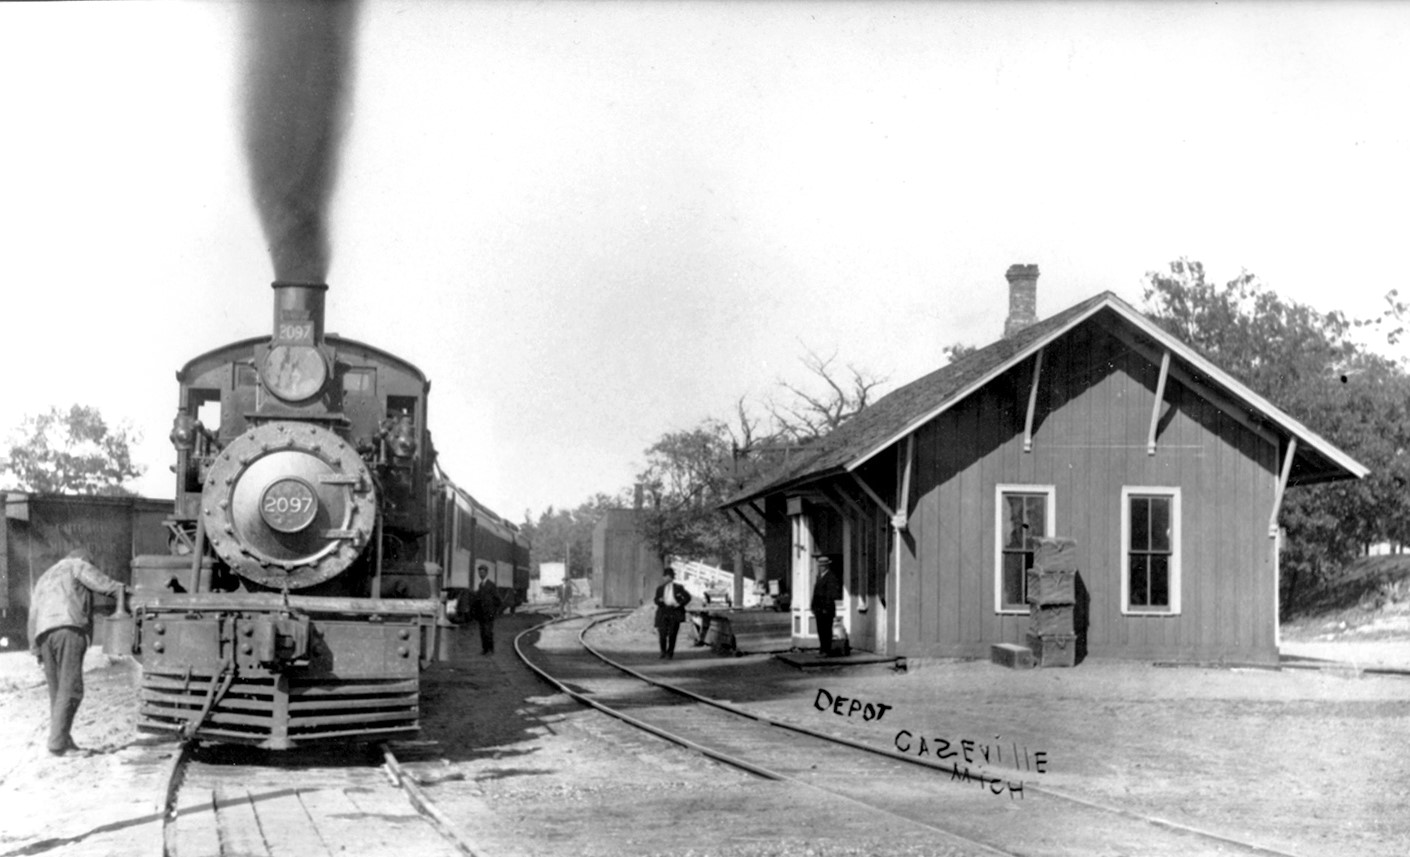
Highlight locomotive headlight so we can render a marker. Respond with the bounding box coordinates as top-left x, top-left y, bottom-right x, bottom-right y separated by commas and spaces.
259, 477, 320, 534
263, 345, 327, 402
